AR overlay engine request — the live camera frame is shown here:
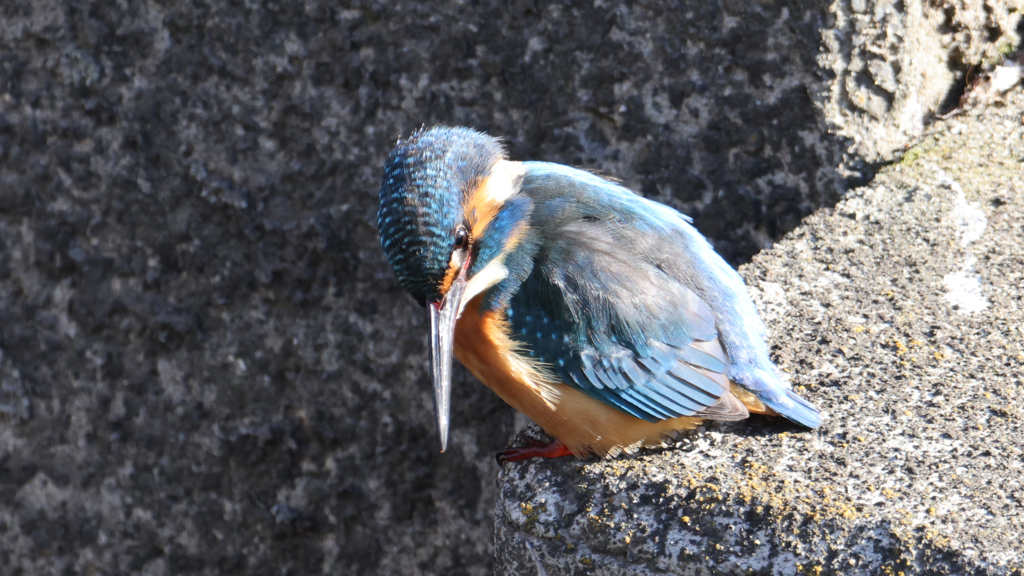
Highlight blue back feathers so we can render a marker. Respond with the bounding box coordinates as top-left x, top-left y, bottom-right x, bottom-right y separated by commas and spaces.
500, 163, 735, 422
378, 127, 505, 302
502, 163, 821, 428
